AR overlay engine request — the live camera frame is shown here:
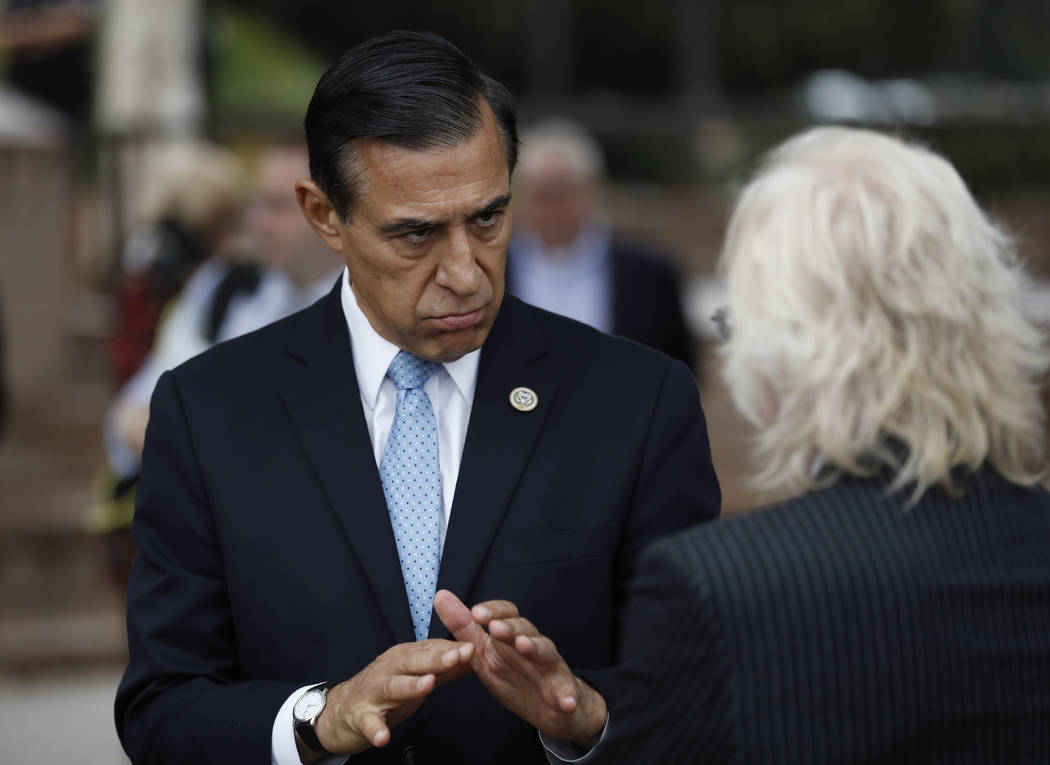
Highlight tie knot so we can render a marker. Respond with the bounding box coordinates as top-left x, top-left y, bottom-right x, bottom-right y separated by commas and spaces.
387, 350, 439, 391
